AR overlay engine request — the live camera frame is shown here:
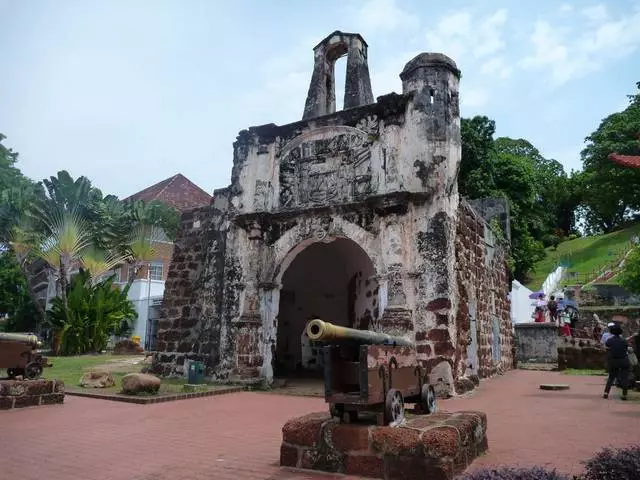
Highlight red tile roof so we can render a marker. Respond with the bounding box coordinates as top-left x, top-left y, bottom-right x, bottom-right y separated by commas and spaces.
123, 174, 212, 212
608, 153, 640, 169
